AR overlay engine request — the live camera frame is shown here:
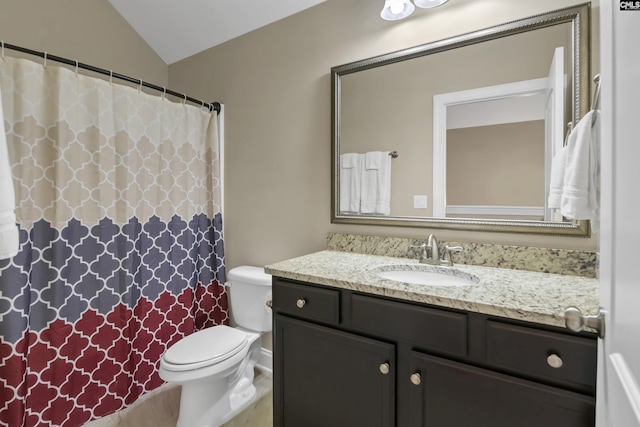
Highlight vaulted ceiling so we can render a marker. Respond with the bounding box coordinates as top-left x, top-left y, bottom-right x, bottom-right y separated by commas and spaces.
108, 0, 327, 64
